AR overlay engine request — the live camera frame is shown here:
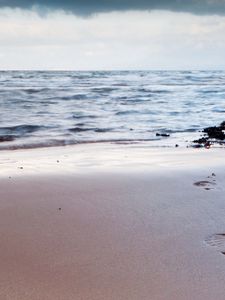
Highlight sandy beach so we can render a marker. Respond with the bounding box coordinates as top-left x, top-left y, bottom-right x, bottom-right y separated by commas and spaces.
1, 143, 225, 299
